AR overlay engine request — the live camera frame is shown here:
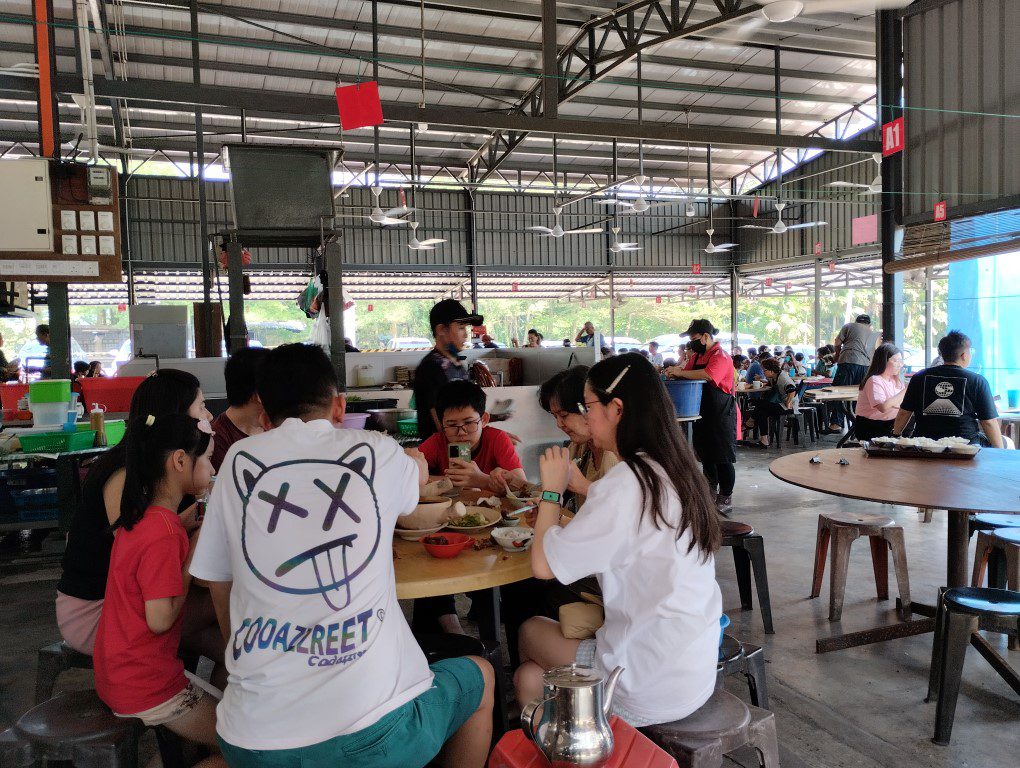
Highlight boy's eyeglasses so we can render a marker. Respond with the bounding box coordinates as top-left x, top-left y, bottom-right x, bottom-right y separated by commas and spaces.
576, 365, 630, 415
443, 418, 482, 434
